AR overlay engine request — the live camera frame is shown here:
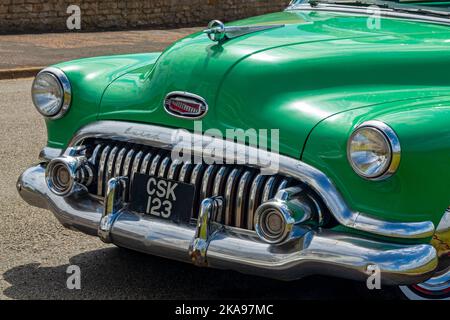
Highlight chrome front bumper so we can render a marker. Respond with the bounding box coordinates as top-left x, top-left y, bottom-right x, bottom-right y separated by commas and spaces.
17, 164, 438, 285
